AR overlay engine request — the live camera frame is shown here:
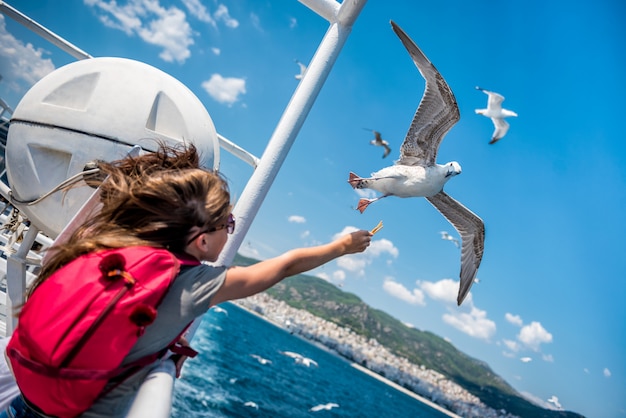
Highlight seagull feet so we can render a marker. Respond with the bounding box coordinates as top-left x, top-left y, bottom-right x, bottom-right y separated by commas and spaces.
356, 198, 373, 213
348, 172, 365, 189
